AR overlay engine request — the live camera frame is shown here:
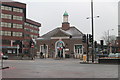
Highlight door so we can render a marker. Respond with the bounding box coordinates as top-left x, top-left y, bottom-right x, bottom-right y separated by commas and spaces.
55, 40, 65, 58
